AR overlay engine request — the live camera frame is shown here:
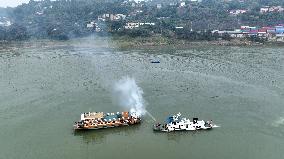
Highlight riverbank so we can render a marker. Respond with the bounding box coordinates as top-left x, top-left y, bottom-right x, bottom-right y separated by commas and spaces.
1, 35, 284, 50
110, 35, 284, 49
